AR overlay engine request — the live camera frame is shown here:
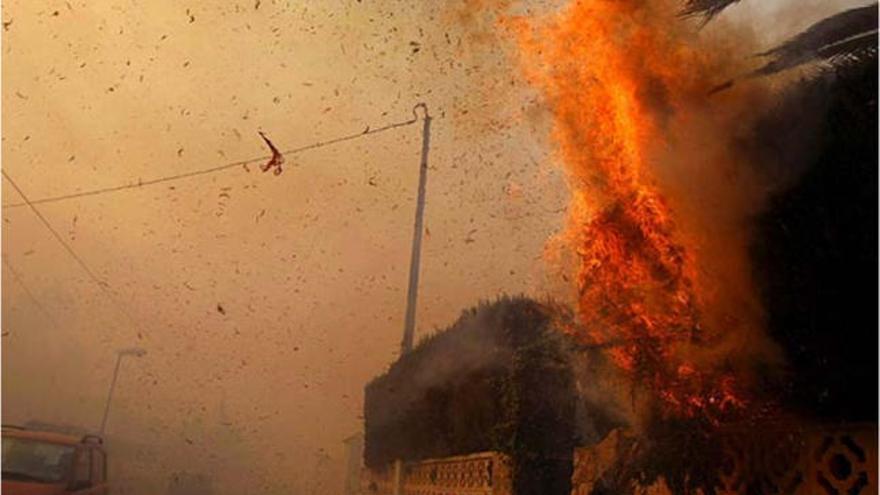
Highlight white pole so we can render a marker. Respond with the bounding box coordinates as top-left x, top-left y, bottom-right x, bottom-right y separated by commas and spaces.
401, 104, 431, 355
